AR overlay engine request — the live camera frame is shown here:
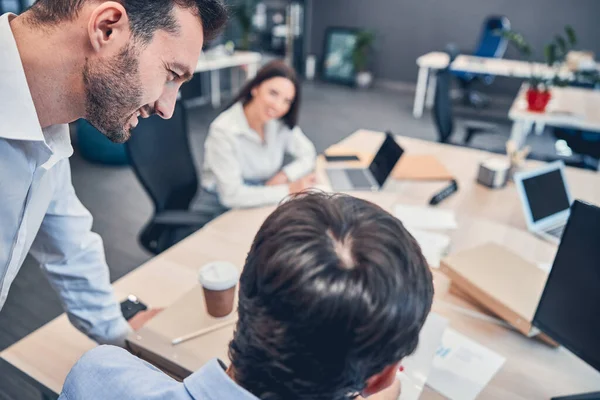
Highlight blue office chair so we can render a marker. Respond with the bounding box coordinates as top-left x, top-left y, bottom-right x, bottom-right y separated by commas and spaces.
453, 16, 511, 108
